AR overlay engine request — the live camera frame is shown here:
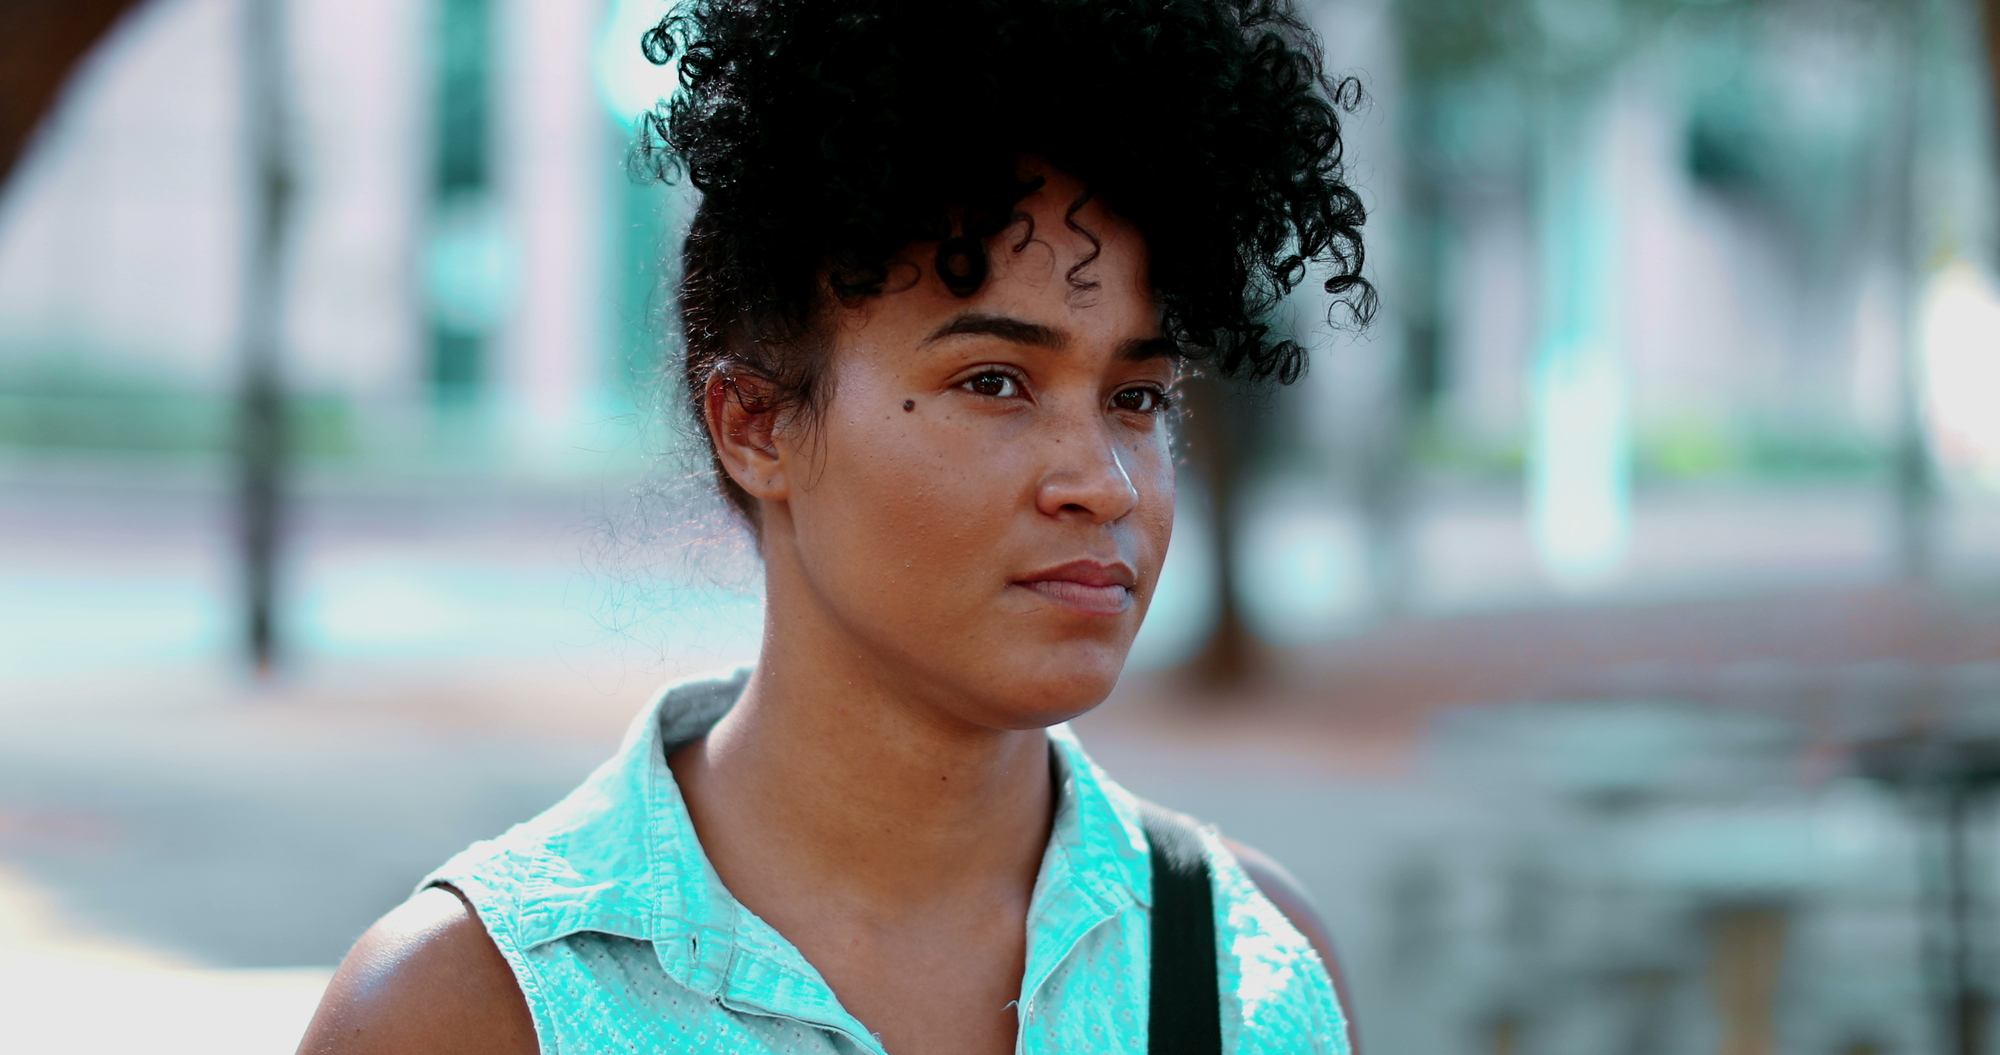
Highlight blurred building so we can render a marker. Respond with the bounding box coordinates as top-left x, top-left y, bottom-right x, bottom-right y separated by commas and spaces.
2, 1, 1999, 1054
0, 0, 681, 481
2, 0, 1996, 632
